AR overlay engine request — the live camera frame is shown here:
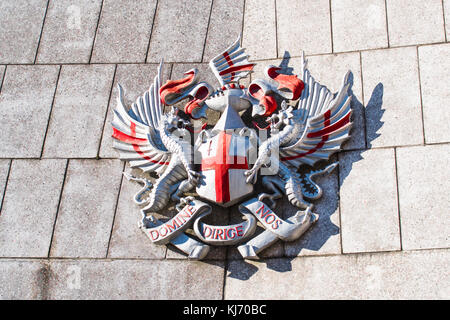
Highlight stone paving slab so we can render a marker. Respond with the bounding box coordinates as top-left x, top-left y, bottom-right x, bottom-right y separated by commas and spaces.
36, 0, 102, 64
0, 259, 47, 300
47, 259, 225, 299
386, 0, 445, 47
339, 148, 400, 253
362, 47, 423, 148
445, 0, 450, 40
331, 0, 388, 52
0, 159, 66, 258
147, 0, 212, 63
50, 159, 123, 258
99, 63, 172, 158
91, 0, 157, 63
0, 65, 60, 158
0, 65, 5, 90
202, 0, 244, 63
396, 144, 450, 250
277, 0, 331, 56
418, 43, 450, 143
43, 64, 115, 158
243, 0, 277, 61
0, 0, 47, 63
0, 0, 448, 301
0, 160, 9, 211
225, 249, 450, 299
